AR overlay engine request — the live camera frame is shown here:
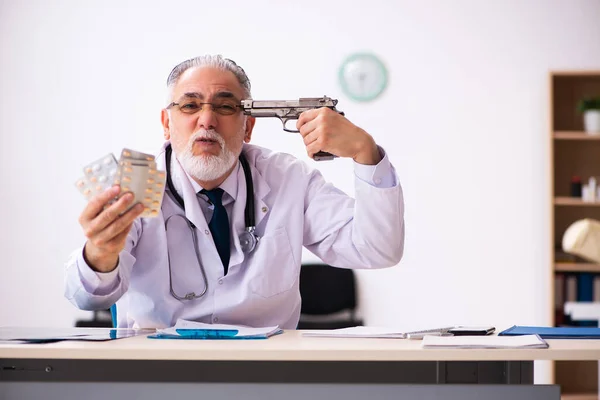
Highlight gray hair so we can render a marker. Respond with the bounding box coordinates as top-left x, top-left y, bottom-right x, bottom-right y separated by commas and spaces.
166, 55, 252, 101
